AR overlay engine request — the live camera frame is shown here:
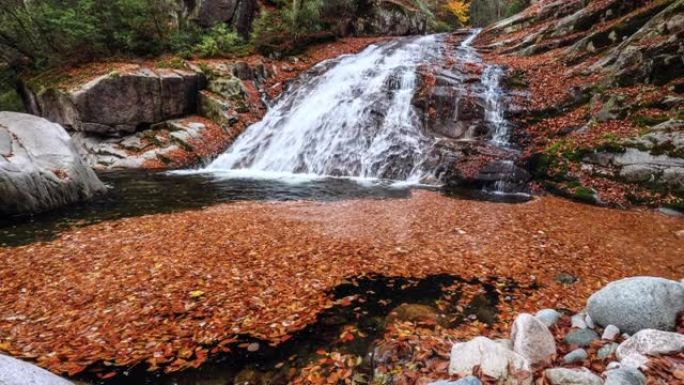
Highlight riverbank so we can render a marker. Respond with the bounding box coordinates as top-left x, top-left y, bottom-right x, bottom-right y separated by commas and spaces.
0, 190, 681, 379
